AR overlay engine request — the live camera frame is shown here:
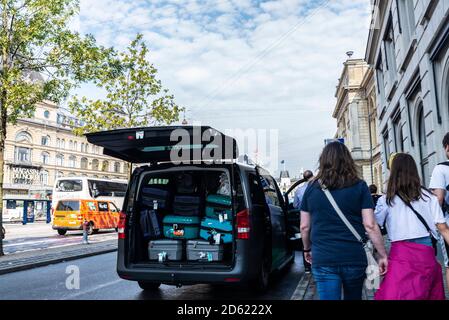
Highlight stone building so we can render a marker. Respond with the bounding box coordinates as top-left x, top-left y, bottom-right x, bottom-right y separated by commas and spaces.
2, 100, 129, 221
366, 0, 449, 187
332, 58, 383, 188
